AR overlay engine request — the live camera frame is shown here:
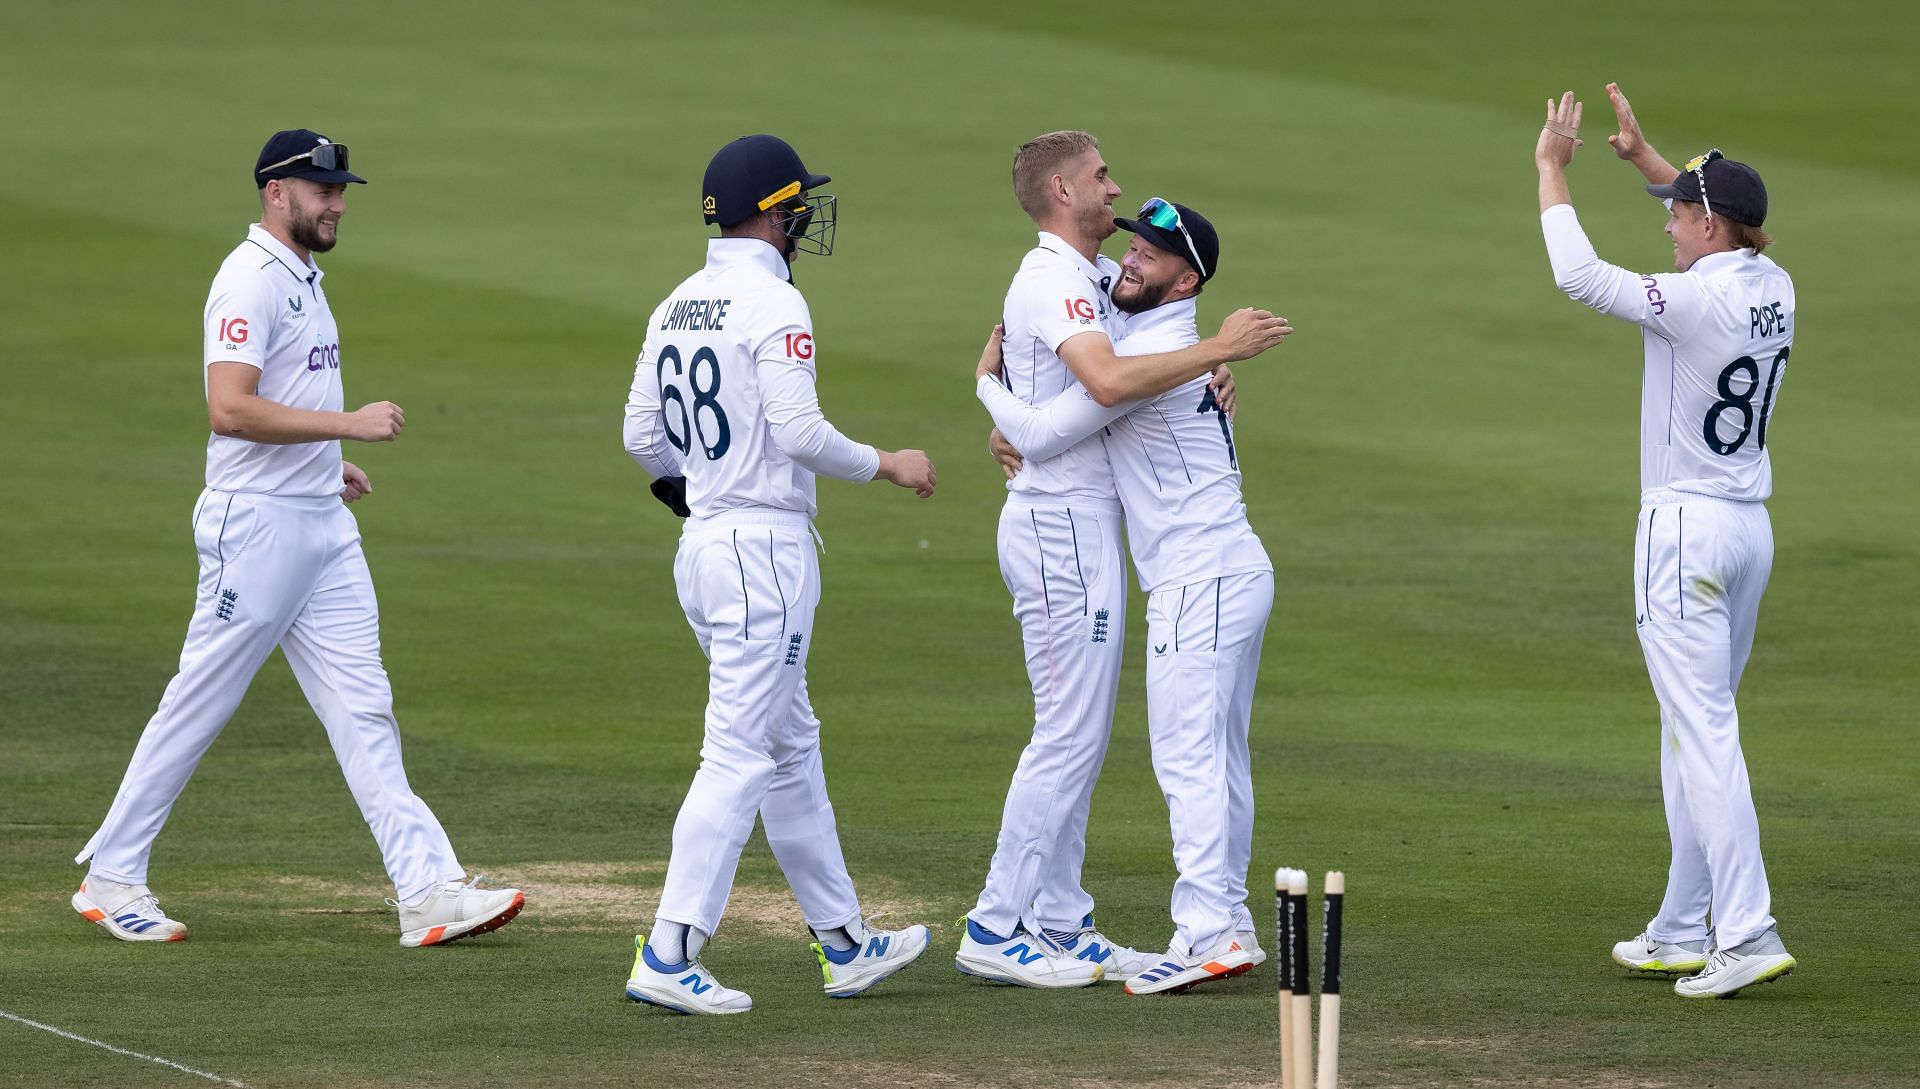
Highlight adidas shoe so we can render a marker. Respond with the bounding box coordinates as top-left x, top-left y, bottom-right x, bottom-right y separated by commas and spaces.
811, 922, 931, 998
1612, 931, 1709, 974
625, 934, 752, 1015
1052, 915, 1159, 980
953, 917, 1102, 988
392, 877, 524, 947
1125, 933, 1258, 995
72, 877, 186, 943
1236, 930, 1268, 968
1674, 929, 1795, 998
